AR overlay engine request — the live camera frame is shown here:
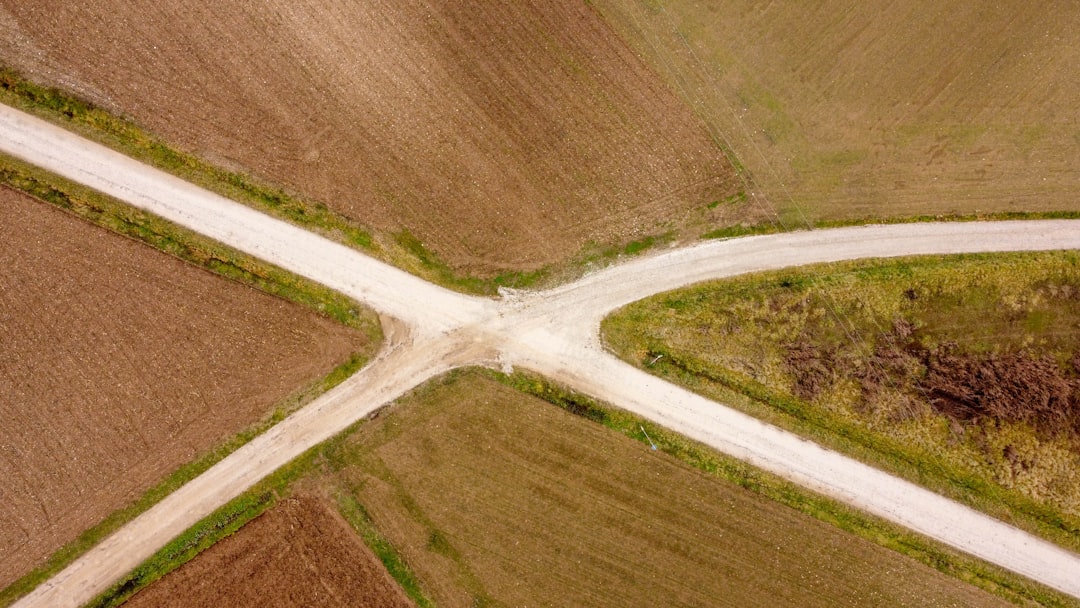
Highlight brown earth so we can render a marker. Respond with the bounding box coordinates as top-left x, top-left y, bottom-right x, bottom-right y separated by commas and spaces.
593, 0, 1080, 224
786, 320, 1080, 441
123, 493, 413, 608
318, 371, 1010, 608
0, 188, 370, 587
0, 0, 747, 275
